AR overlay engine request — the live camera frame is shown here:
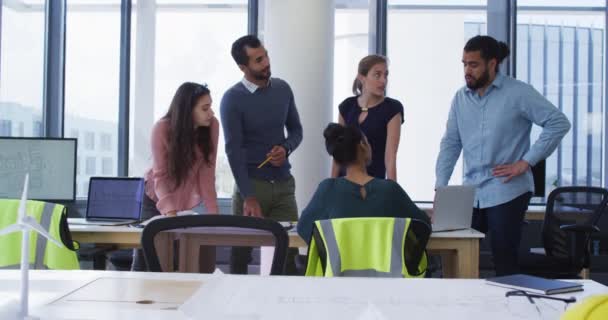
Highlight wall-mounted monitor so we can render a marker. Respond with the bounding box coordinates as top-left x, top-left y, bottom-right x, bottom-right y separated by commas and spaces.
0, 137, 77, 201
